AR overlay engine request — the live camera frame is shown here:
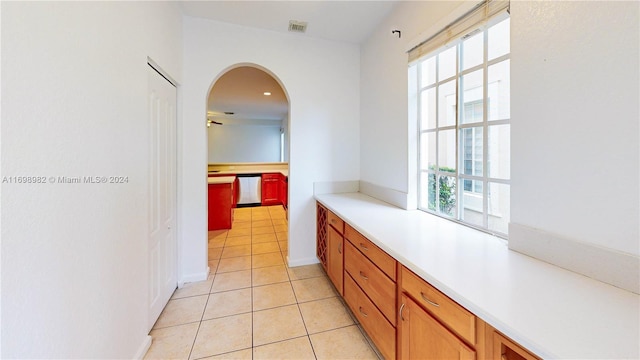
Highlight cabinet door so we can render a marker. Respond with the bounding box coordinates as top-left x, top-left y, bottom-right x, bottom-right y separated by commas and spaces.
208, 183, 233, 230
327, 225, 344, 295
400, 295, 475, 360
232, 177, 239, 208
279, 175, 288, 207
261, 174, 279, 205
